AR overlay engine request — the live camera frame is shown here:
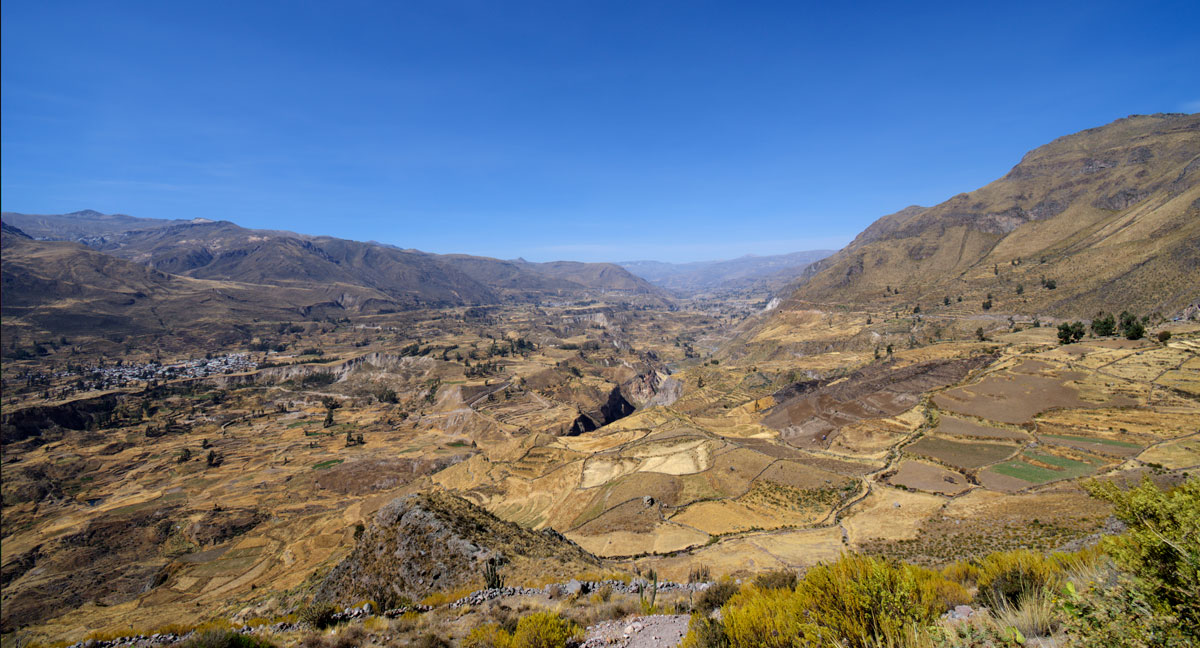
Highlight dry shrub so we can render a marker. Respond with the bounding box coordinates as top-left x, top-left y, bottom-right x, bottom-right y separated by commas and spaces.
463, 623, 509, 648
695, 580, 740, 615
685, 553, 969, 648
794, 554, 960, 648
721, 587, 833, 648
464, 611, 582, 648
179, 630, 276, 648
298, 602, 339, 630
991, 587, 1059, 639
752, 569, 797, 591
973, 549, 1061, 607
